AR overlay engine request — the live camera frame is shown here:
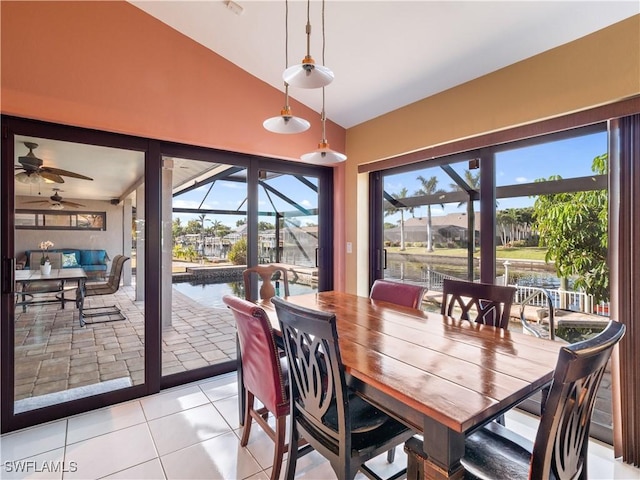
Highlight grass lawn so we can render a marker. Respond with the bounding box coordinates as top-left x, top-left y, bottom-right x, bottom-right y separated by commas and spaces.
387, 246, 549, 262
